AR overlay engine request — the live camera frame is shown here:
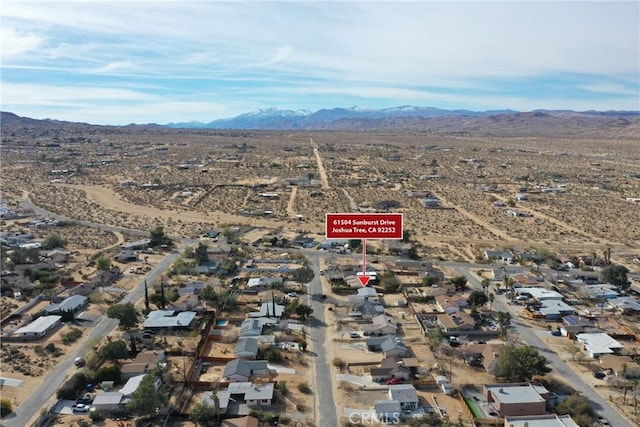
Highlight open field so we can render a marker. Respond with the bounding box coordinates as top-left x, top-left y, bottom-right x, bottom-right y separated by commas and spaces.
2, 128, 639, 263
